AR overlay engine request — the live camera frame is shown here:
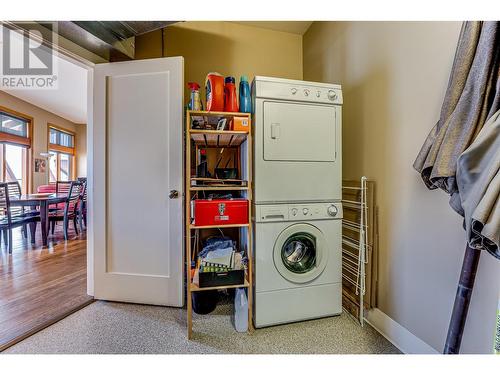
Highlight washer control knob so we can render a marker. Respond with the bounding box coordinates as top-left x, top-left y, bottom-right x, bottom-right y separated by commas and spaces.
291, 208, 298, 216
328, 90, 337, 101
316, 90, 321, 98
327, 205, 338, 217
304, 89, 310, 96
303, 208, 309, 215
291, 88, 298, 95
